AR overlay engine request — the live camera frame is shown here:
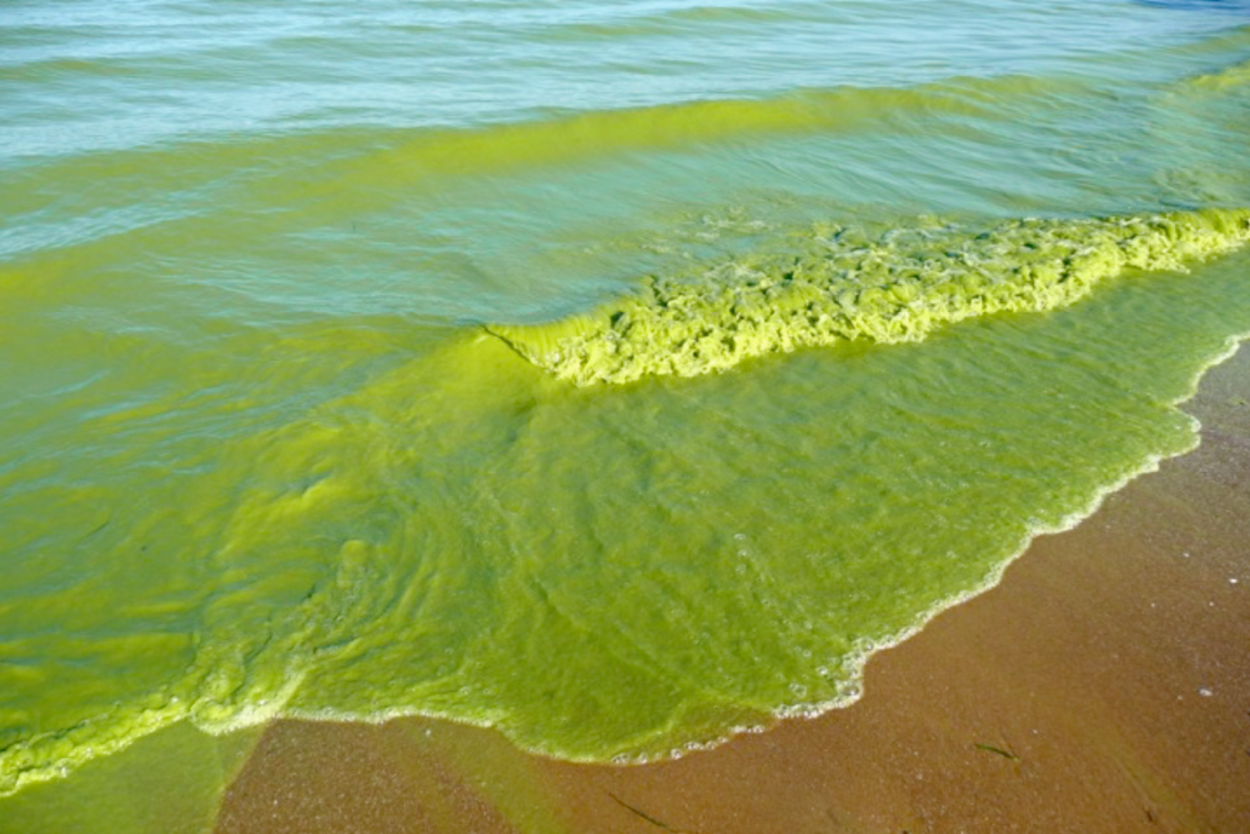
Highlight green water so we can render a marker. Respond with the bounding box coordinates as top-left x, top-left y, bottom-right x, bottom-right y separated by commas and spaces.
3, 1, 1250, 828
